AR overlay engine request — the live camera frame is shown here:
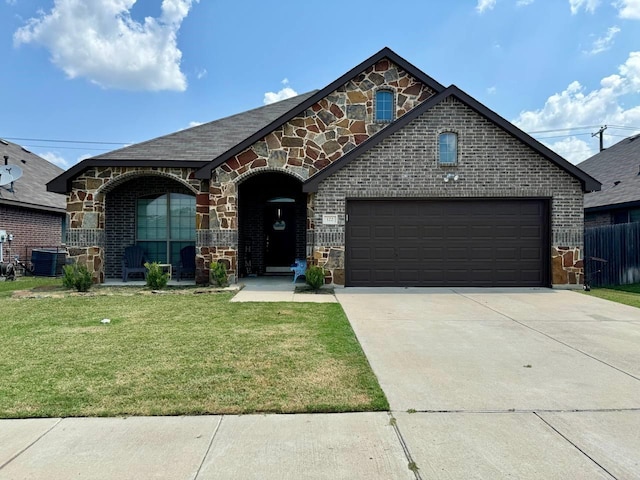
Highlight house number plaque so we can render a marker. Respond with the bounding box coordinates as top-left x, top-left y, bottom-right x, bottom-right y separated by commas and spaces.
322, 214, 338, 225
